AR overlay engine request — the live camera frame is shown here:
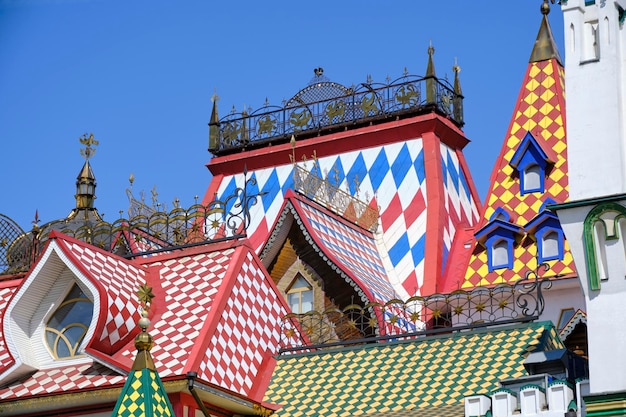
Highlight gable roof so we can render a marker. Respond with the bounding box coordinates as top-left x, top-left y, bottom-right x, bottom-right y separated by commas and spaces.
264, 321, 563, 417
262, 190, 400, 305
0, 232, 297, 403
